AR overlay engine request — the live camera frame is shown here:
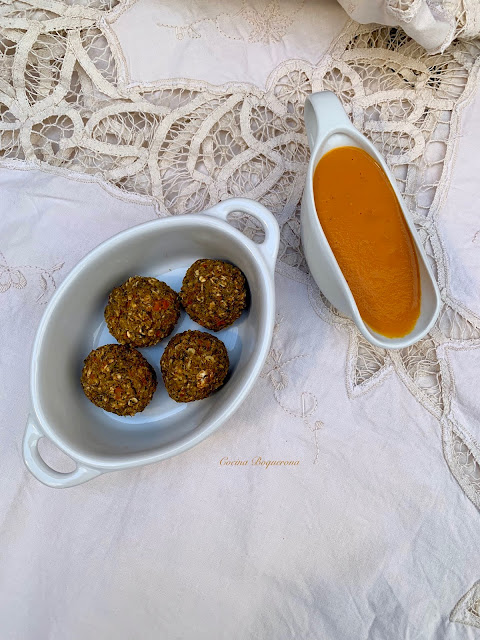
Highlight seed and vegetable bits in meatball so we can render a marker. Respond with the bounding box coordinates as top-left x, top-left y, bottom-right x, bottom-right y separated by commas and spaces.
180, 259, 247, 331
160, 330, 229, 402
105, 276, 181, 347
81, 344, 157, 416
